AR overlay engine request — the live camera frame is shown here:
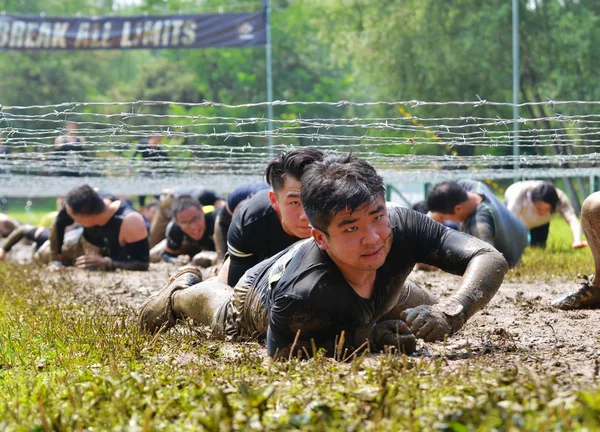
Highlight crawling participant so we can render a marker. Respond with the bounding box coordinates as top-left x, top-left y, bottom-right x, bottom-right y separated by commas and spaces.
505, 180, 587, 249
427, 180, 528, 268
149, 187, 224, 248
149, 195, 219, 267
226, 148, 325, 286
0, 225, 49, 260
139, 154, 508, 359
45, 185, 149, 271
